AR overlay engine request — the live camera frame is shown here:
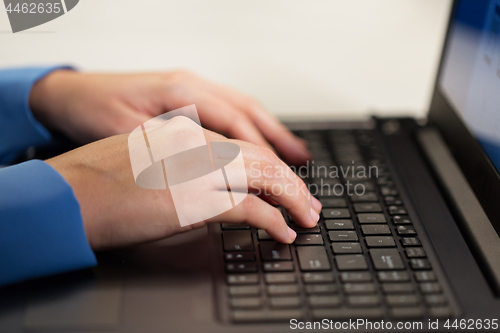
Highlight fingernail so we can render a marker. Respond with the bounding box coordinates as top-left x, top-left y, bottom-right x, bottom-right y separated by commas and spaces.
311, 196, 322, 212
310, 207, 320, 223
287, 227, 297, 242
